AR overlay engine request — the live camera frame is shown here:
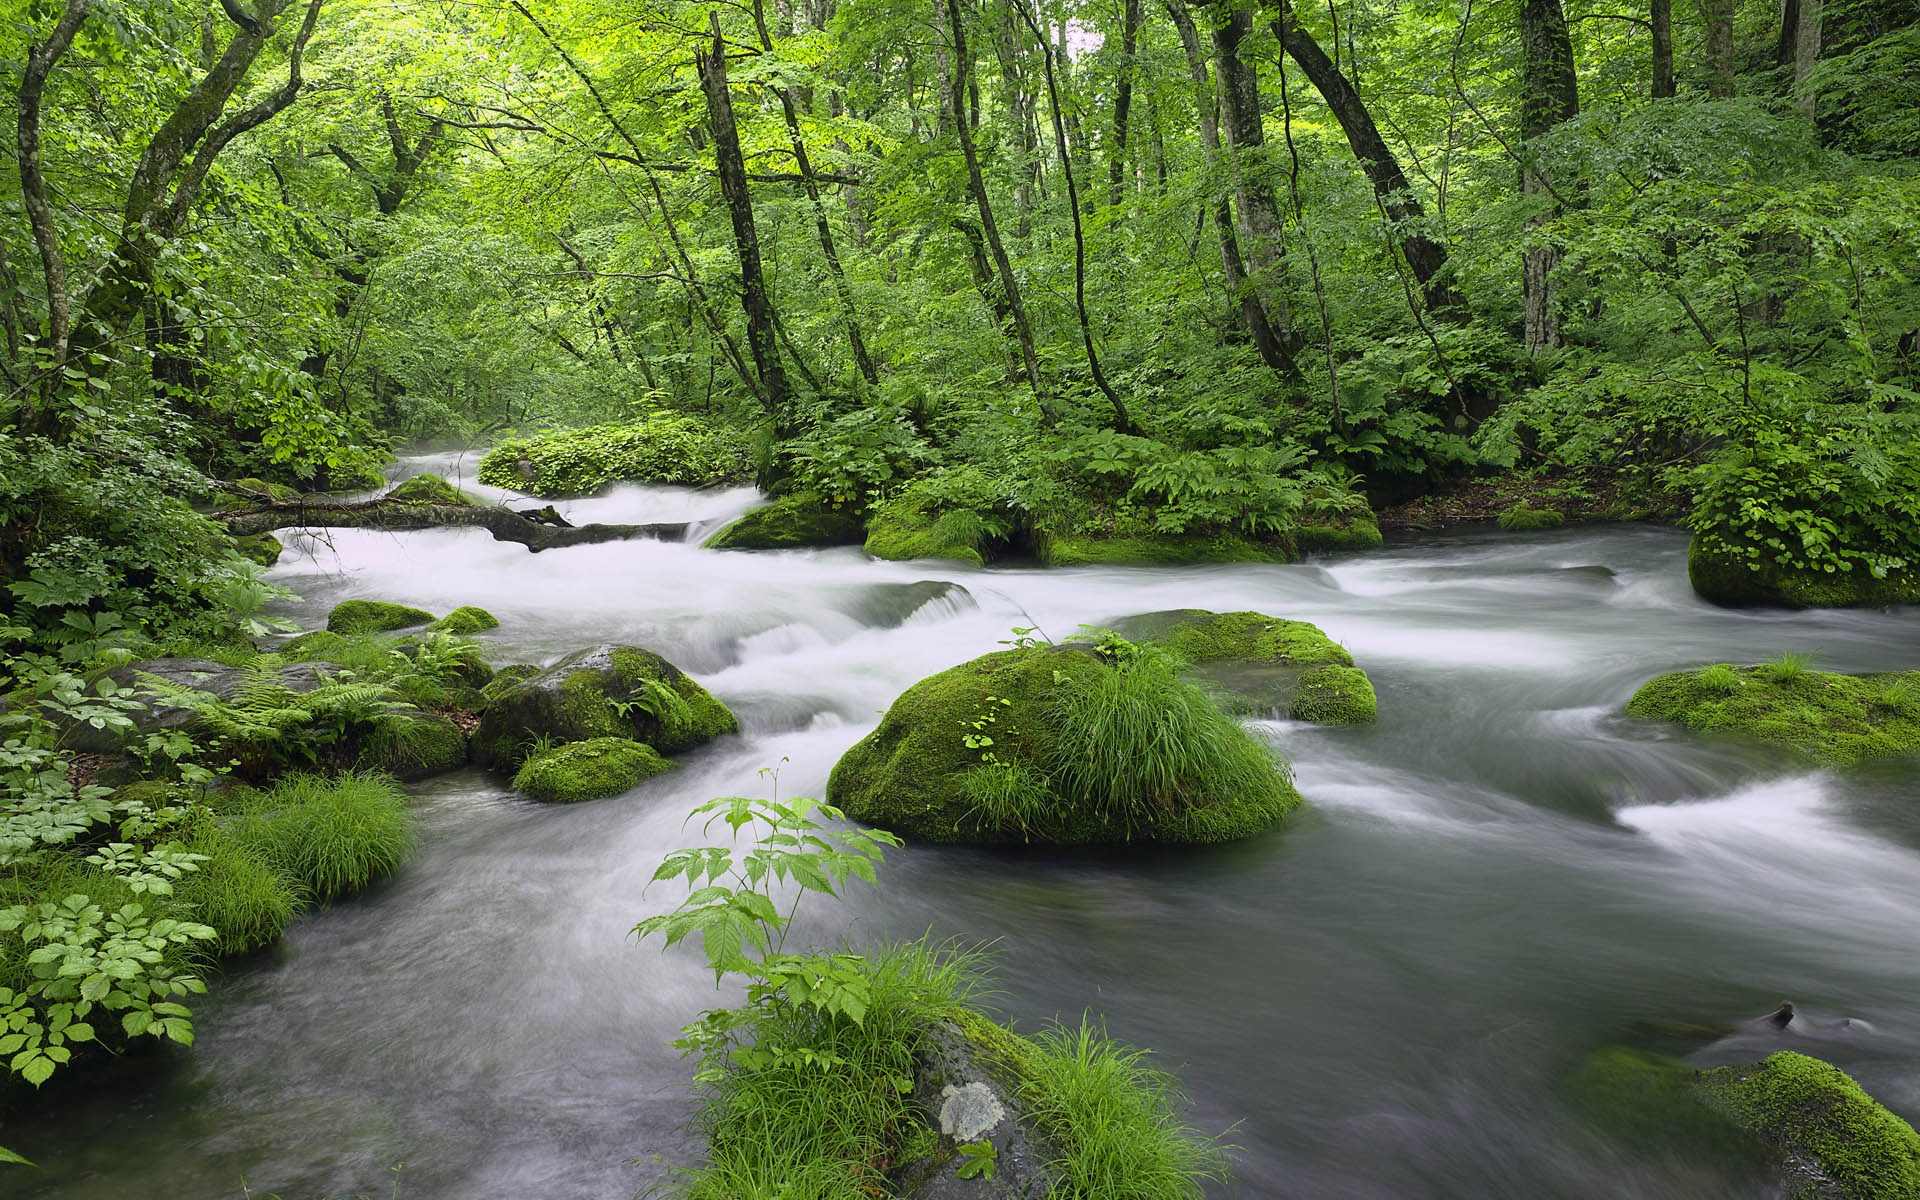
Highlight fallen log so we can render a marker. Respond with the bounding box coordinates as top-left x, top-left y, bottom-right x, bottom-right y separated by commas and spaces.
219, 498, 689, 552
